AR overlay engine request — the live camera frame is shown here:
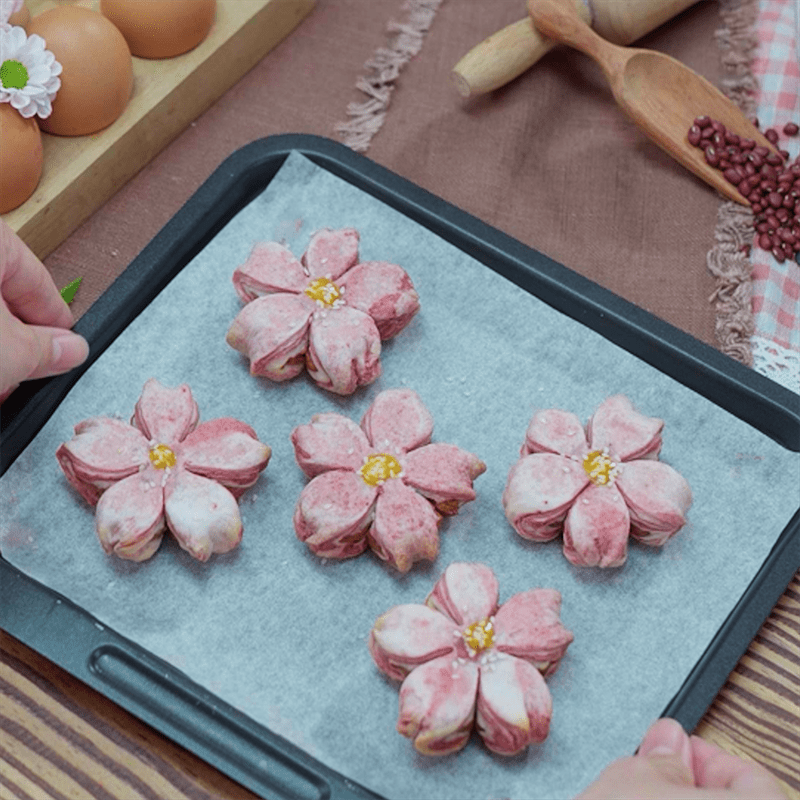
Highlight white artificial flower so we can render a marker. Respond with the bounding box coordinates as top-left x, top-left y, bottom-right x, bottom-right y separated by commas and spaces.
0, 25, 61, 118
0, 1, 24, 28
